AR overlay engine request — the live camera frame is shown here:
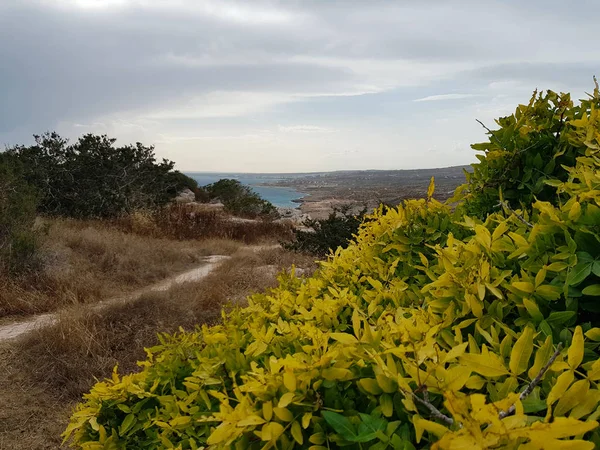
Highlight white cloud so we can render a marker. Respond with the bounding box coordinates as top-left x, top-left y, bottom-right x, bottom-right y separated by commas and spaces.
278, 125, 336, 133
414, 94, 479, 102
